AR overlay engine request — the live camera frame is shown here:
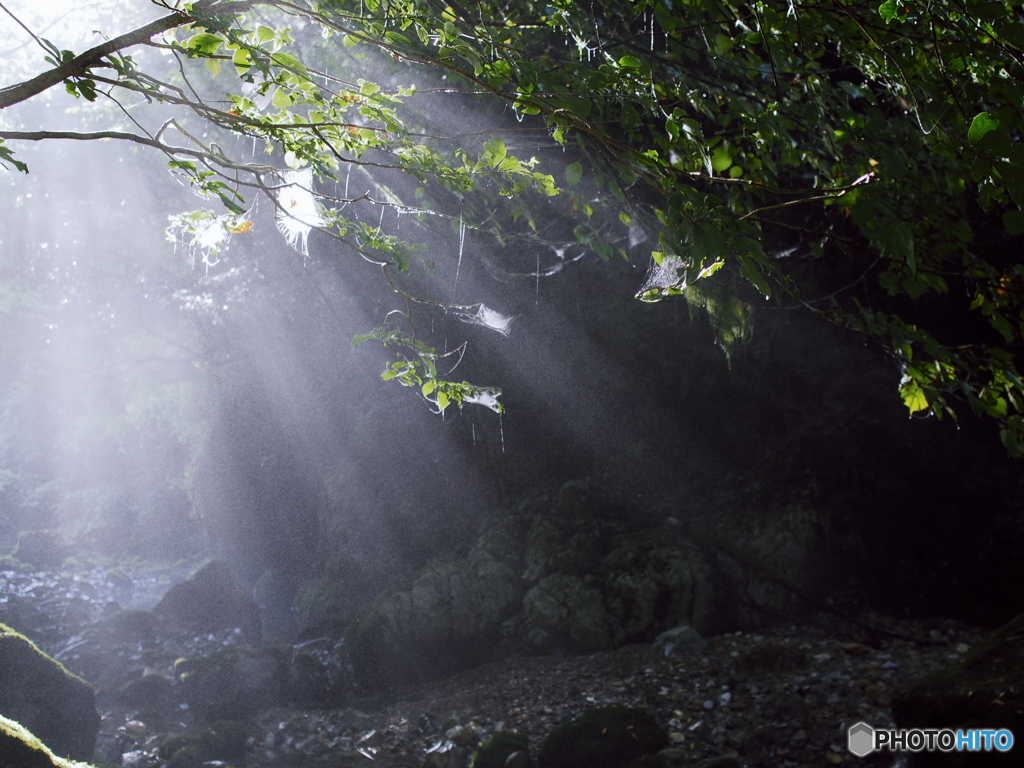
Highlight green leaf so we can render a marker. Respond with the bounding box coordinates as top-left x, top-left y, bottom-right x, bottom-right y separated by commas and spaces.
272, 87, 292, 109
1003, 209, 1024, 235
421, 380, 436, 397
565, 161, 583, 186
739, 254, 772, 297
232, 47, 252, 74
271, 51, 308, 76
968, 112, 1000, 144
618, 55, 643, 68
217, 193, 247, 215
188, 32, 224, 55
878, 0, 901, 23
483, 135, 507, 169
901, 380, 930, 414
711, 146, 732, 173
436, 391, 450, 410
